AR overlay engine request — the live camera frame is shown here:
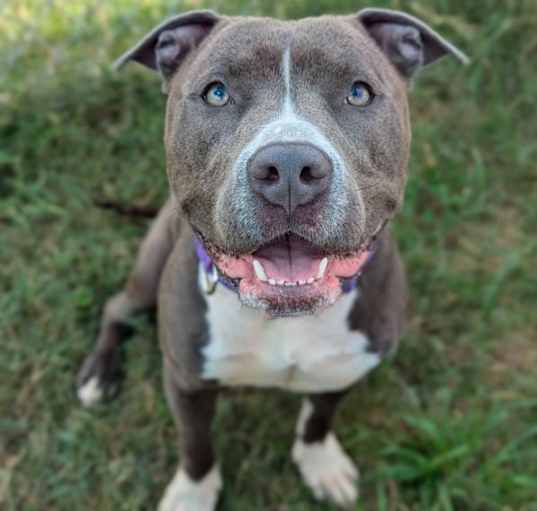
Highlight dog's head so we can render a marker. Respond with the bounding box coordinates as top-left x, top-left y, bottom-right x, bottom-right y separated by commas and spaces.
117, 8, 467, 317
